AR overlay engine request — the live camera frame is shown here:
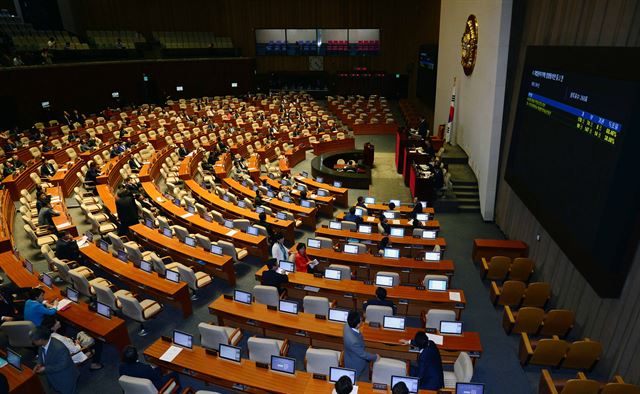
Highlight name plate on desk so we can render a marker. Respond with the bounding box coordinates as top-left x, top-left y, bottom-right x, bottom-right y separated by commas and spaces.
267, 305, 277, 311
313, 373, 327, 380
369, 322, 380, 328
205, 348, 218, 356
398, 299, 409, 305
373, 383, 388, 390
417, 286, 426, 290
223, 294, 233, 300
295, 330, 308, 337
246, 319, 257, 326
256, 362, 269, 369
